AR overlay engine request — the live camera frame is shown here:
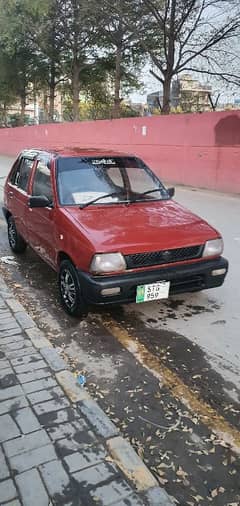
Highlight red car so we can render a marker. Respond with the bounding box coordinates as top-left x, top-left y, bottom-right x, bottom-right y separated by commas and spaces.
3, 148, 228, 317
